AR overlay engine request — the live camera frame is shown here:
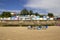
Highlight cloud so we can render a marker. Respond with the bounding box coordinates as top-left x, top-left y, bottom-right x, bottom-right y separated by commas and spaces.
24, 0, 60, 16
